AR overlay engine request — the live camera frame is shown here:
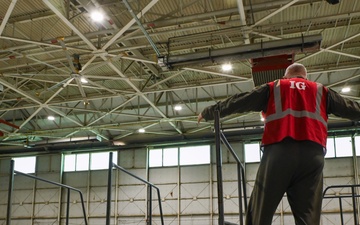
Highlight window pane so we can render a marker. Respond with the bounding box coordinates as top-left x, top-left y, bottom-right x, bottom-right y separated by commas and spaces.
149, 149, 162, 167
13, 156, 36, 173
64, 155, 76, 172
163, 148, 178, 166
89, 151, 117, 169
91, 152, 109, 170
335, 137, 352, 157
355, 136, 360, 156
325, 138, 335, 158
180, 145, 210, 165
76, 154, 89, 171
112, 151, 118, 165
244, 143, 261, 163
